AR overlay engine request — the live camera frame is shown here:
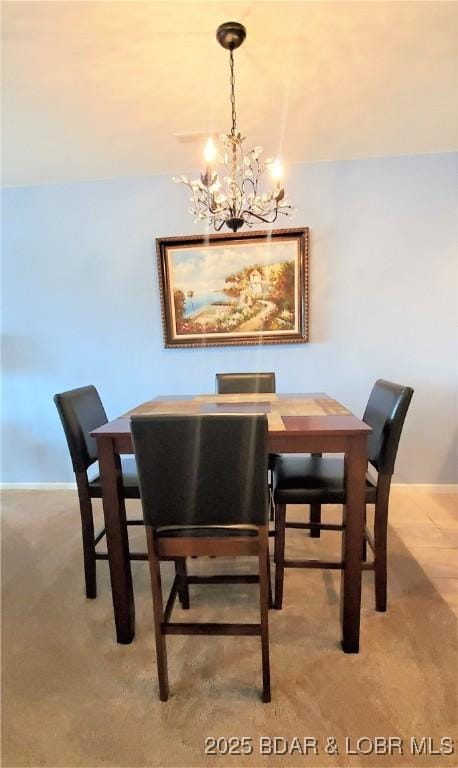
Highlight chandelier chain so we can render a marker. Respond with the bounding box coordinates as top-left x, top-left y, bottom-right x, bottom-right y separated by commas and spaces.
229, 50, 237, 136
